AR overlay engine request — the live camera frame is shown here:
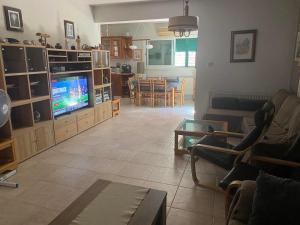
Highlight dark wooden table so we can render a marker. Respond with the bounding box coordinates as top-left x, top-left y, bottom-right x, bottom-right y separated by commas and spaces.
49, 179, 167, 225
